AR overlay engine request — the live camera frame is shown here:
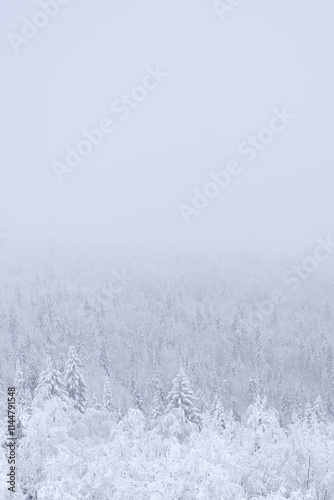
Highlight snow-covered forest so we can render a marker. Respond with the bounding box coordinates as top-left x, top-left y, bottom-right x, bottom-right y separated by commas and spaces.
1, 246, 334, 499
2, 0, 334, 497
